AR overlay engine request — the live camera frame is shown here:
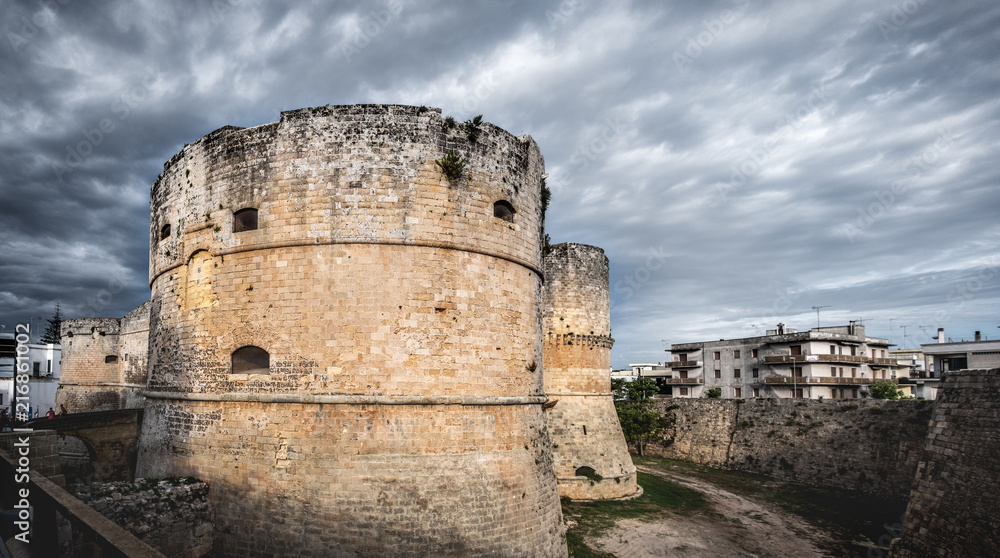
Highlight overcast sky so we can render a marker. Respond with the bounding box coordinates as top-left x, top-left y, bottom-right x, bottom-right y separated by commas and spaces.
1, 0, 998, 367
